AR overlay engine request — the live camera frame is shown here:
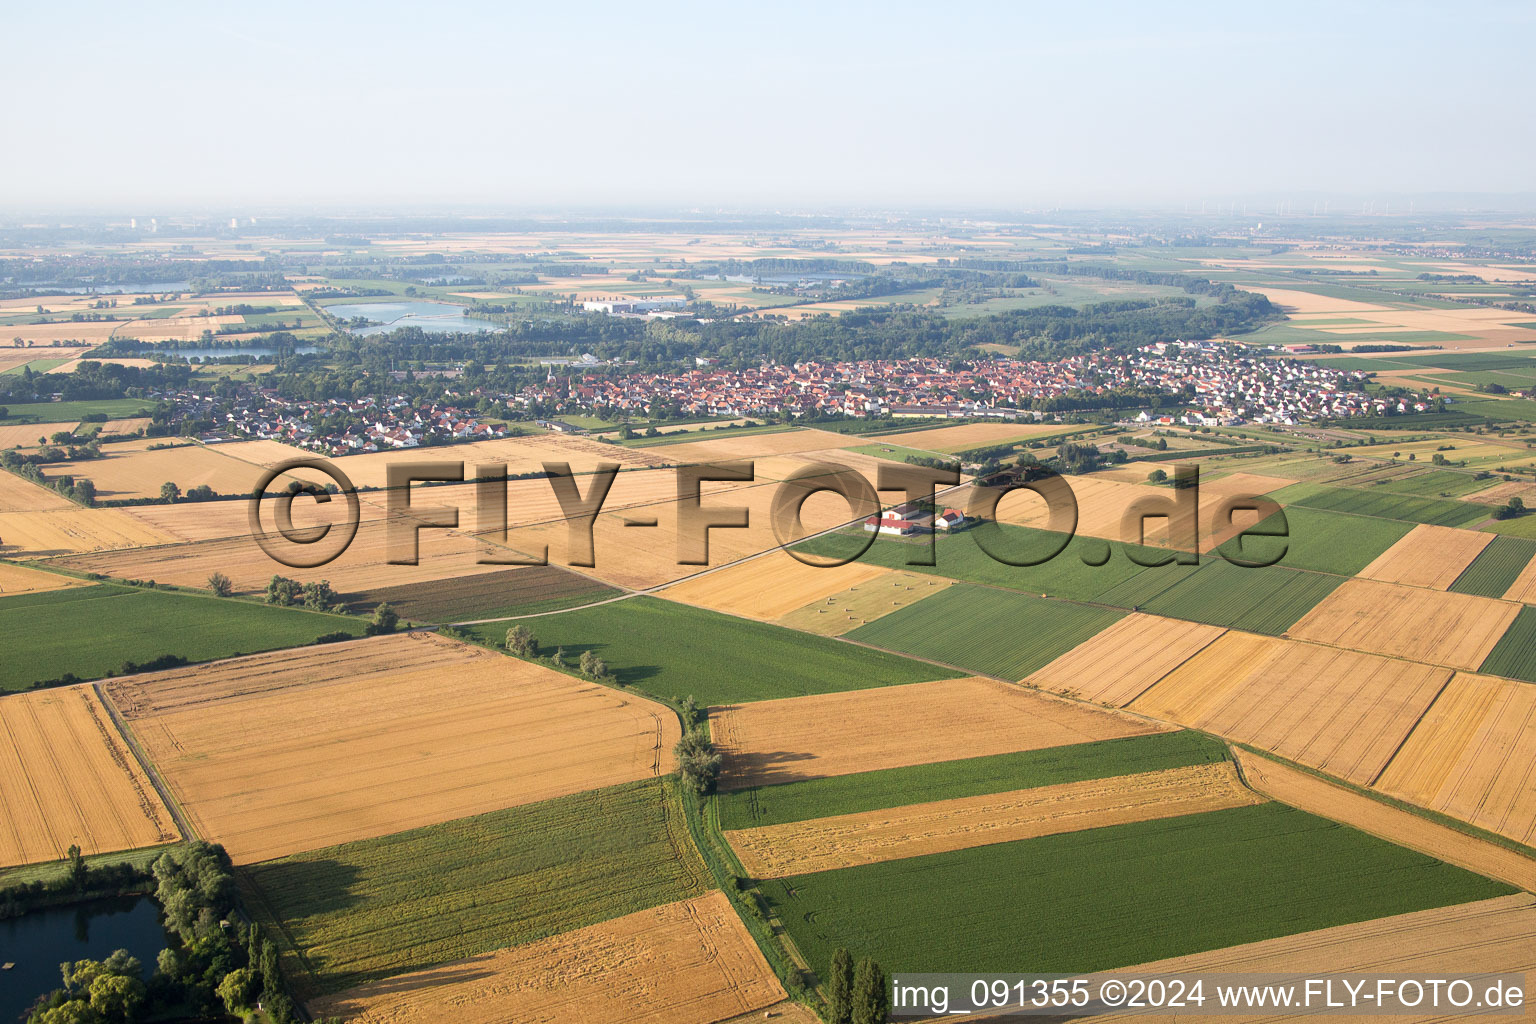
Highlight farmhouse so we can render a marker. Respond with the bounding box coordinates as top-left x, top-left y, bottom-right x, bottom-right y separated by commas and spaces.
934, 508, 966, 530
864, 513, 917, 536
